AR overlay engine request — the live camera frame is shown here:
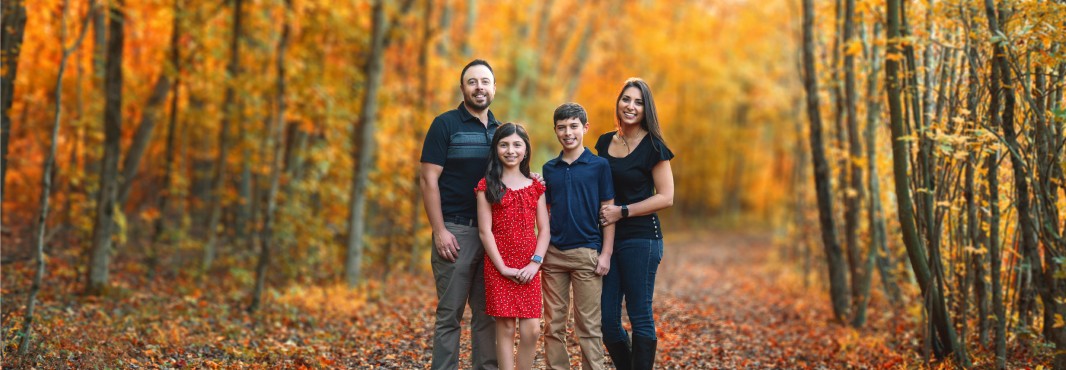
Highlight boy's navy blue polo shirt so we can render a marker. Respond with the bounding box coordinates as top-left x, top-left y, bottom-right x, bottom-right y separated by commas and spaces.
420, 102, 501, 222
543, 148, 615, 251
